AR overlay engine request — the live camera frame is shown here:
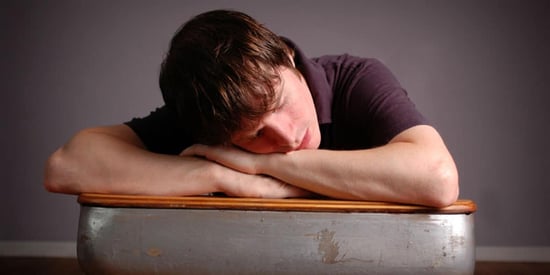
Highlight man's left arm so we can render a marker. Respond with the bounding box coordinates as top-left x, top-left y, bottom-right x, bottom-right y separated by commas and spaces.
182, 124, 458, 207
